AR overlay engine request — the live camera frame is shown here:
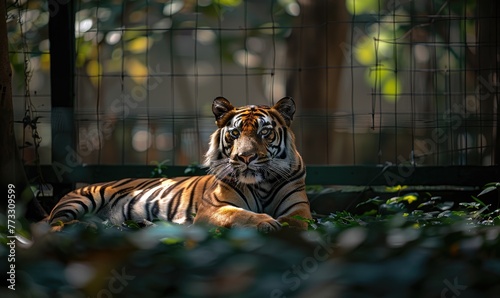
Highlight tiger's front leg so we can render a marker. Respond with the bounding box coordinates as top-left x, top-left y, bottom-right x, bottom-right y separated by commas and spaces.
275, 193, 312, 230
194, 205, 282, 233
